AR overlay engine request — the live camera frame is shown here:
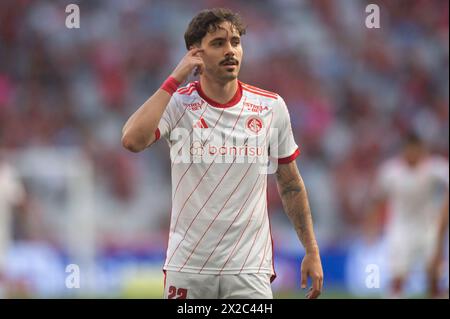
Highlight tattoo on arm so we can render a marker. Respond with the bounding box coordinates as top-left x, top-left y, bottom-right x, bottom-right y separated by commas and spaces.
280, 183, 302, 197
276, 162, 318, 253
